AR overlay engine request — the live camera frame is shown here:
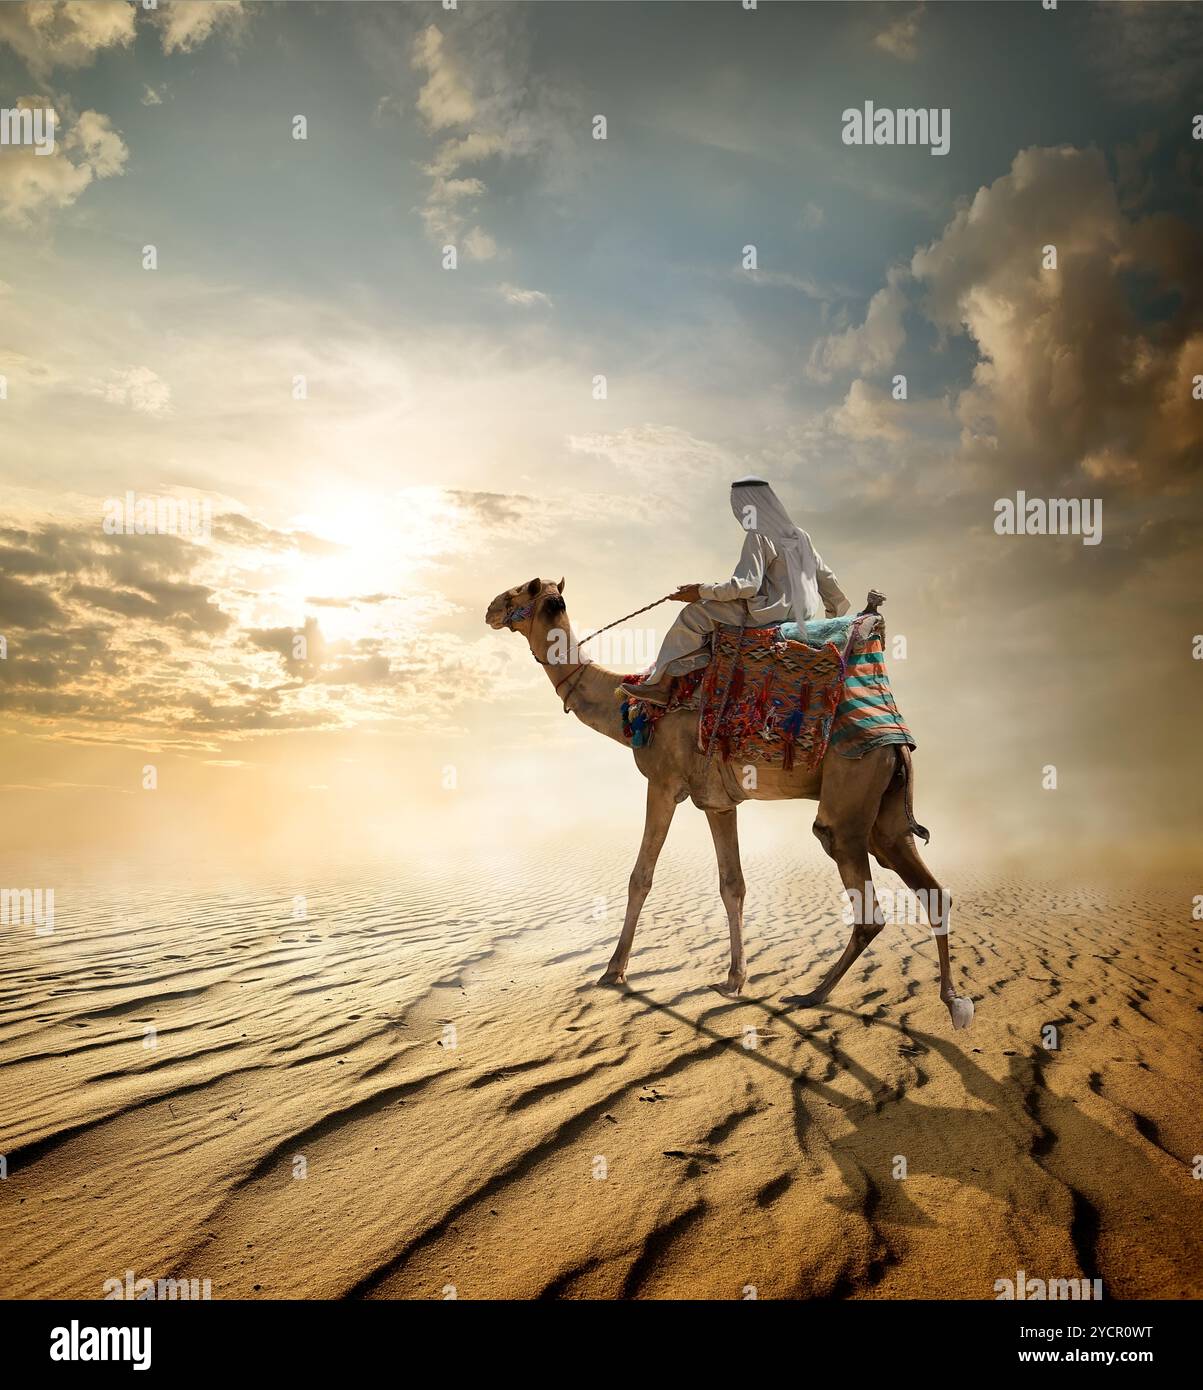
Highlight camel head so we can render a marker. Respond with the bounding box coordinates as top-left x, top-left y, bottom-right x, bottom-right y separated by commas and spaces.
485, 576, 566, 636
